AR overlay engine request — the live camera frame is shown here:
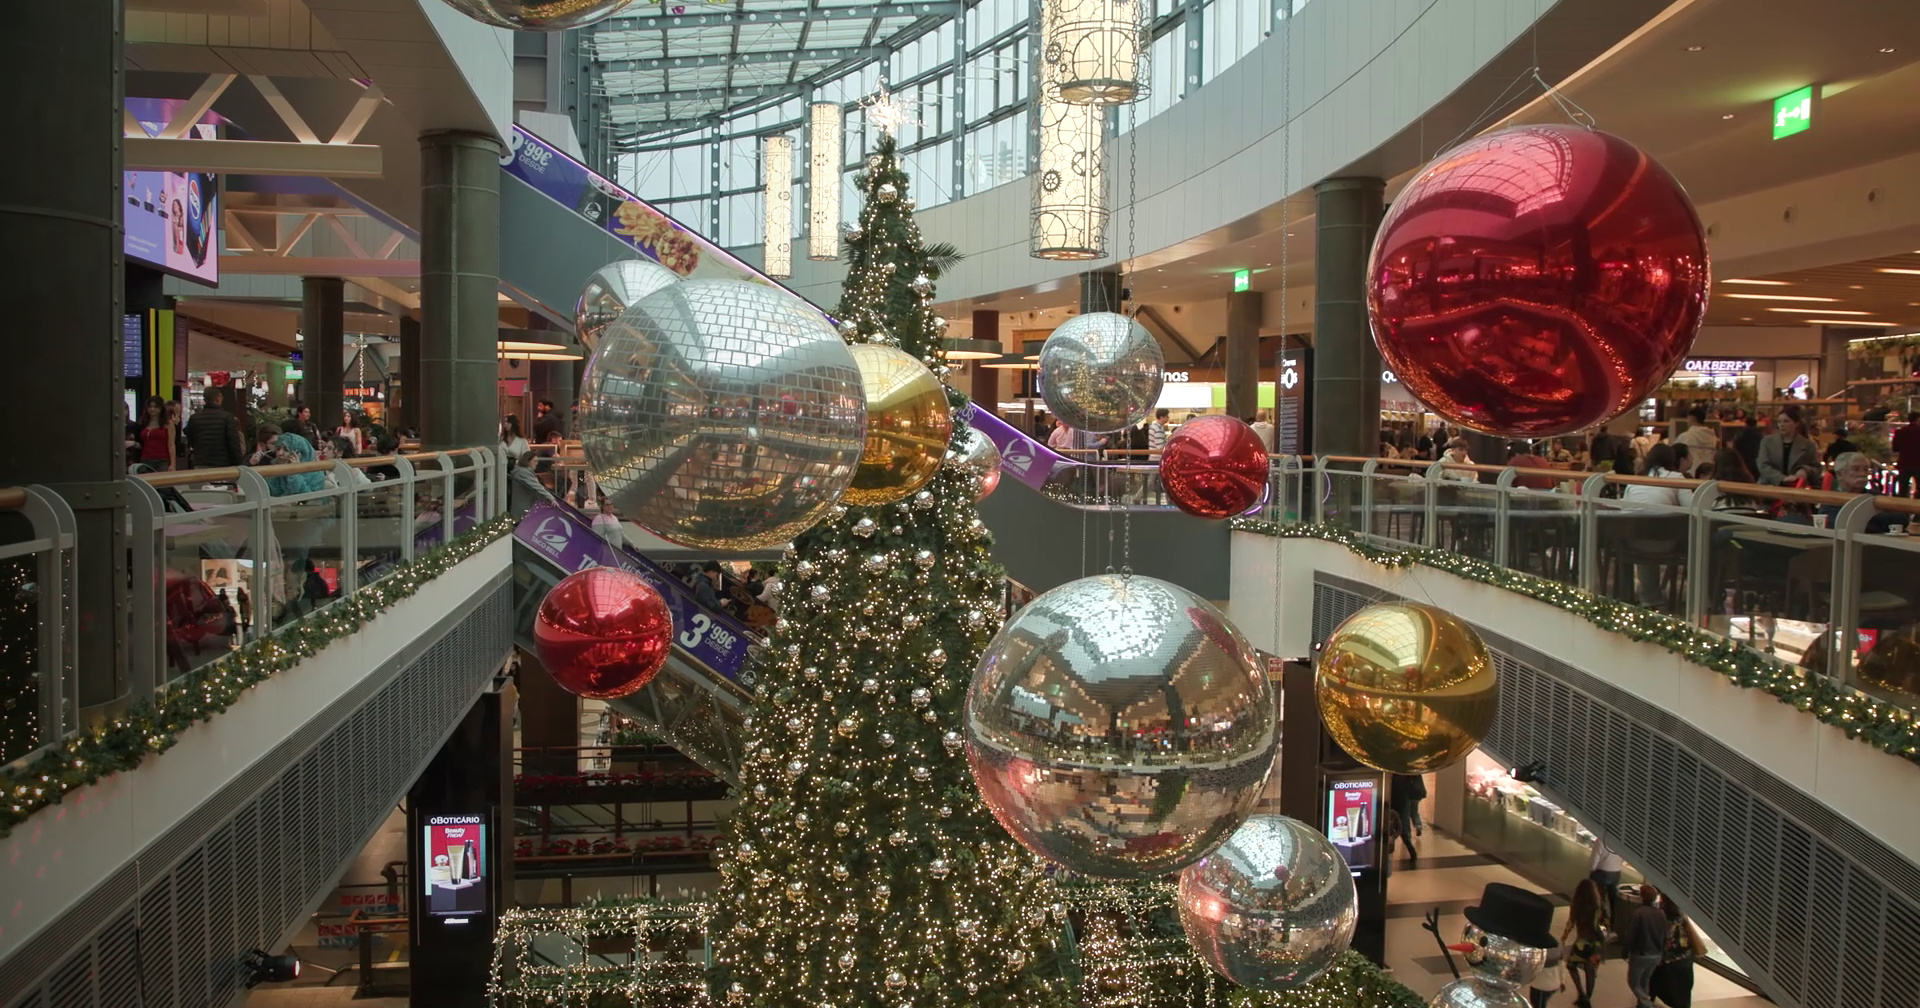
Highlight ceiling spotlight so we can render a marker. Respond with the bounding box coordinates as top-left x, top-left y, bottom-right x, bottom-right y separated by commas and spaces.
1721, 293, 1838, 302
1720, 278, 1791, 286
1880, 268, 1920, 276
1685, 44, 1704, 52
1766, 307, 1871, 315
1804, 319, 1900, 326
1880, 47, 1897, 54
1721, 113, 1735, 120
